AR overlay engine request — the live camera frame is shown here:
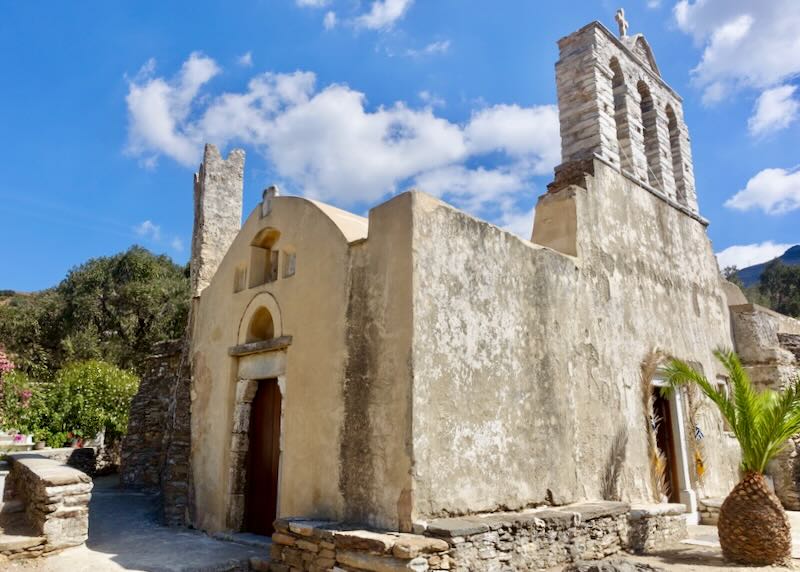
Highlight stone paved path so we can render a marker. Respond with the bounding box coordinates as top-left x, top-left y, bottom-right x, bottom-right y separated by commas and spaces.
7, 475, 268, 572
